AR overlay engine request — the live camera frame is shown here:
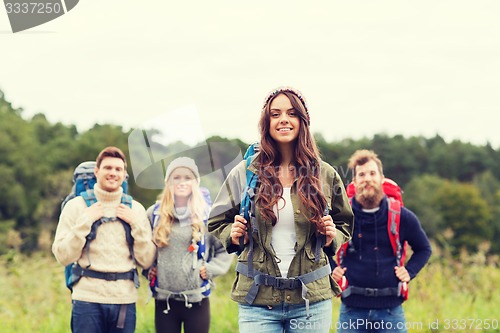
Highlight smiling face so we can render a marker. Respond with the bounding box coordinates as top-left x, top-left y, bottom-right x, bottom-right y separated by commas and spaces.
268, 93, 301, 145
94, 157, 126, 192
353, 159, 385, 208
168, 167, 196, 203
